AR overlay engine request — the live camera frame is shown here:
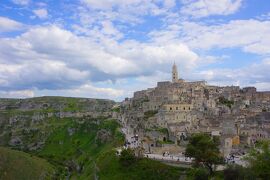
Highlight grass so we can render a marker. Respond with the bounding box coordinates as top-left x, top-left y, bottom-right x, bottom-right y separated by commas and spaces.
36, 118, 125, 179
97, 150, 185, 180
0, 96, 190, 179
157, 139, 175, 145
31, 117, 183, 179
112, 107, 120, 113
0, 146, 55, 180
146, 127, 168, 135
144, 110, 158, 120
218, 96, 234, 108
